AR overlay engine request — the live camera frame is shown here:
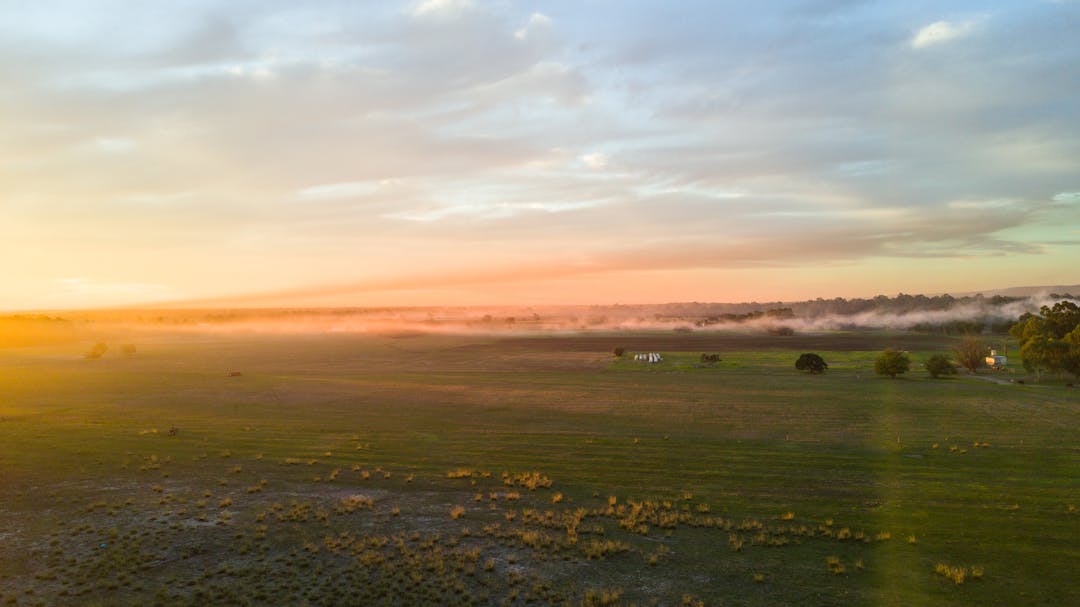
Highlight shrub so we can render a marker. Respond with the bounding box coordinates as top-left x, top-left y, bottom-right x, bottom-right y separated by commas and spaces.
700, 353, 721, 364
795, 353, 828, 374
954, 335, 986, 373
925, 353, 957, 378
85, 342, 108, 359
612, 347, 625, 357
875, 349, 910, 378
582, 588, 622, 606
